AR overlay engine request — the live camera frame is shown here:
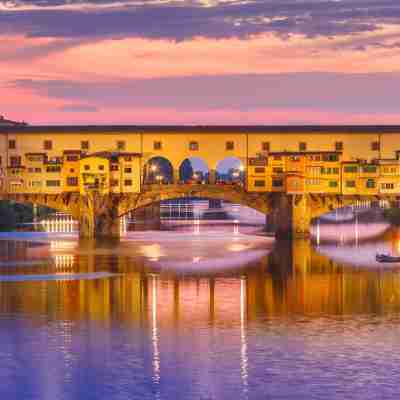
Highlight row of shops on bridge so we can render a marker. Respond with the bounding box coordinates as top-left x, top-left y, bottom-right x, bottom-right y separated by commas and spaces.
2, 149, 400, 196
